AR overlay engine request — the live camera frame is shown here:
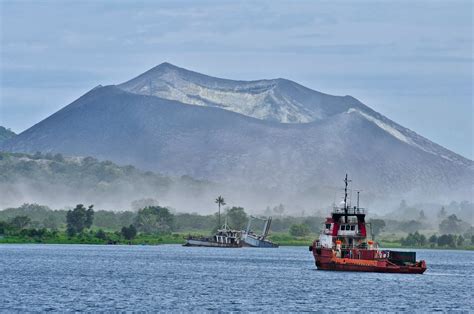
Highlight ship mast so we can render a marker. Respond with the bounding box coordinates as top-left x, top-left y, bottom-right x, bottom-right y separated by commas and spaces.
357, 191, 360, 211
343, 174, 351, 223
